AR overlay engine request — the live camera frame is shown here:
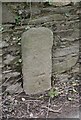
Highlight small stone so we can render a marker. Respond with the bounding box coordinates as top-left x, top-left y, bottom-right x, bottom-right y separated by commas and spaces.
0, 41, 8, 49
21, 98, 25, 101
11, 72, 20, 77
53, 54, 78, 74
5, 36, 10, 42
68, 97, 73, 101
15, 100, 18, 103
18, 42, 21, 45
4, 54, 15, 64
30, 113, 34, 118
25, 26, 30, 30
18, 10, 22, 15
13, 37, 16, 40
8, 95, 12, 99
18, 59, 22, 63
57, 74, 68, 82
6, 83, 23, 94
14, 100, 18, 105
